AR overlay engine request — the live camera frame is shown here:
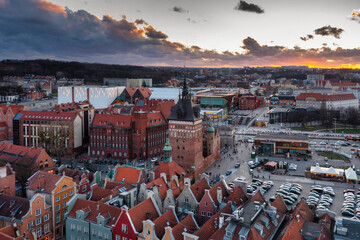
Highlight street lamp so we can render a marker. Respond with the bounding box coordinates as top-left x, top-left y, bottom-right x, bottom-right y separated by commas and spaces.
333, 118, 337, 133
